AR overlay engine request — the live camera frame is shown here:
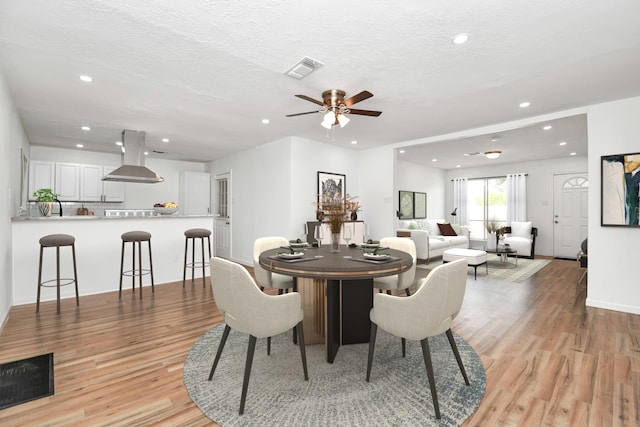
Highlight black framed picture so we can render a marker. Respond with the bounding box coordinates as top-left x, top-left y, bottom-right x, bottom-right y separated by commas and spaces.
601, 152, 640, 226
317, 171, 346, 210
413, 192, 426, 219
399, 191, 413, 219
